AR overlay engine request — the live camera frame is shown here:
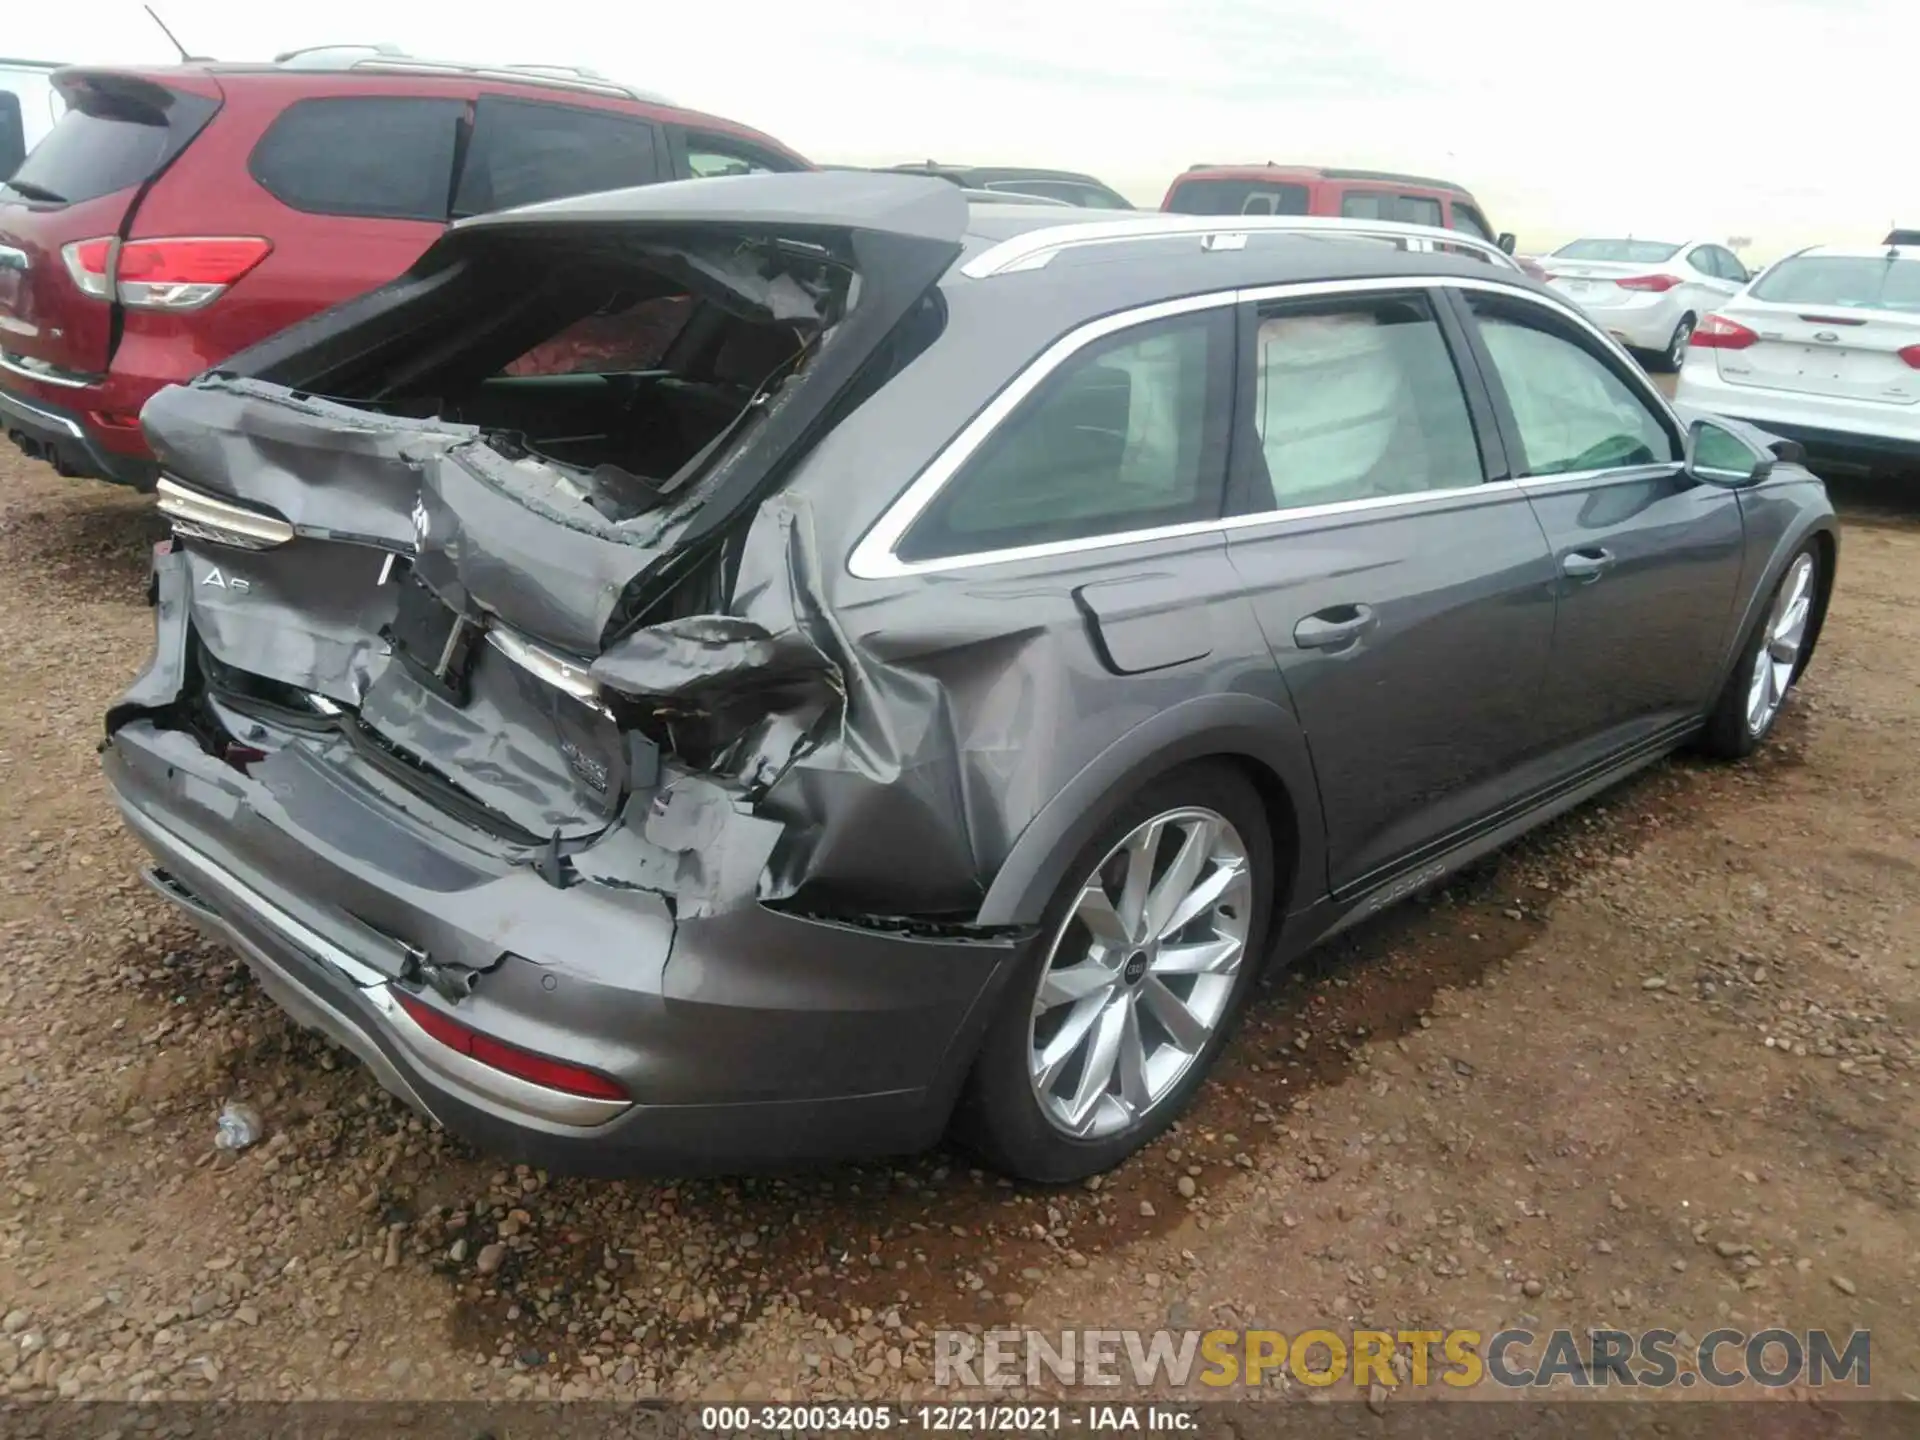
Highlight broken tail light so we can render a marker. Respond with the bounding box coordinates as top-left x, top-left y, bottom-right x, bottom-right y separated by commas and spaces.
156, 476, 294, 550
1690, 314, 1760, 350
393, 991, 630, 1102
61, 236, 272, 311
1615, 273, 1682, 292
